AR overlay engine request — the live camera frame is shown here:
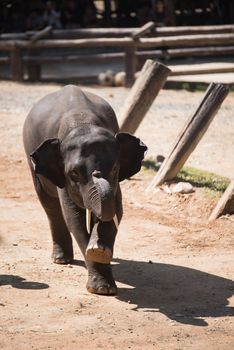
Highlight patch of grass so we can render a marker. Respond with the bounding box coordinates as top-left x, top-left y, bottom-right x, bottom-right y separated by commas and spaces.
142, 159, 229, 193
177, 166, 229, 192
142, 159, 160, 172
